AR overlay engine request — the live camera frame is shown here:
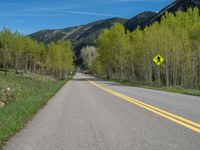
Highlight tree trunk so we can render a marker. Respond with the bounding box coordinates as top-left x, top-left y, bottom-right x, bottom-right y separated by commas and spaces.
106, 65, 110, 80
165, 58, 169, 87
15, 55, 19, 73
